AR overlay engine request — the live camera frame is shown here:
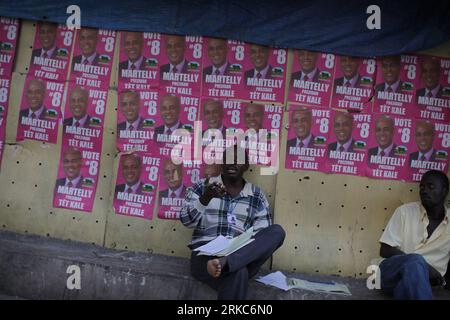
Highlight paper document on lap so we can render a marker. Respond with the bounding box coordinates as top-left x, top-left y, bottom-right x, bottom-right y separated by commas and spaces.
194, 227, 254, 256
